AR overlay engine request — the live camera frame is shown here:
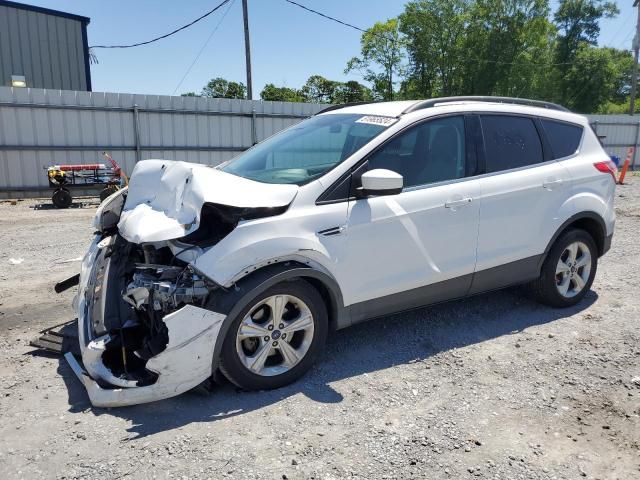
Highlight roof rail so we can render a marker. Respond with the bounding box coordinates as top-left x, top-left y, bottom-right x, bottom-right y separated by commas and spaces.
402, 96, 570, 114
315, 101, 374, 115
